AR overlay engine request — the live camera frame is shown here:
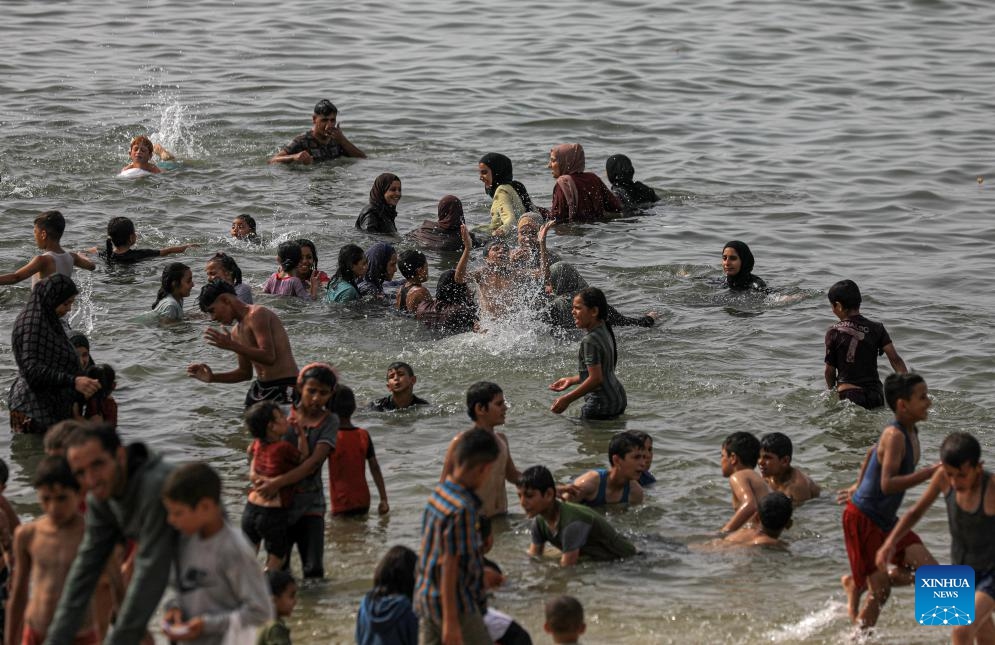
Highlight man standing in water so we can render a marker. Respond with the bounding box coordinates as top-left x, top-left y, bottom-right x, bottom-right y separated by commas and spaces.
187, 281, 300, 408
268, 98, 366, 164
